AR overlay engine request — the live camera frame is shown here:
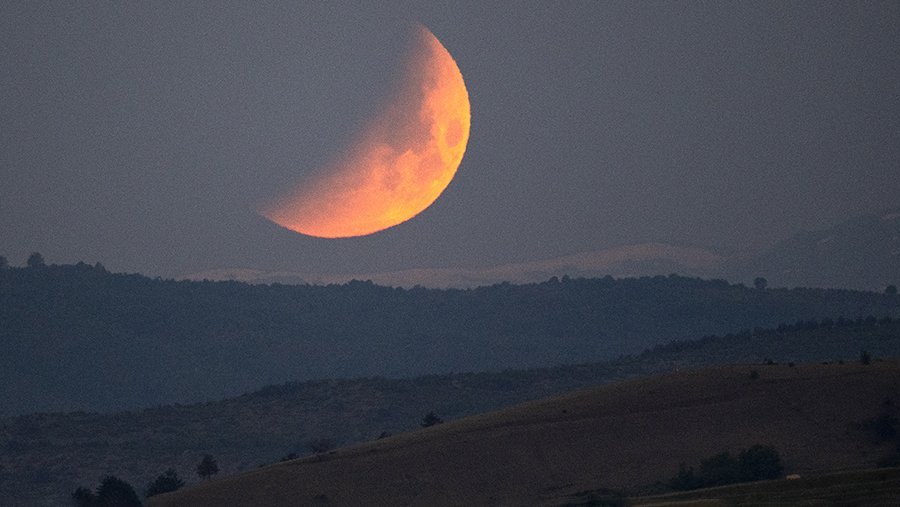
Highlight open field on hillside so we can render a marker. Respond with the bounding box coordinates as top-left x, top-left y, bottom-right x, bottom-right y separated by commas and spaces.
626, 467, 900, 506
6, 319, 899, 505
152, 361, 900, 506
